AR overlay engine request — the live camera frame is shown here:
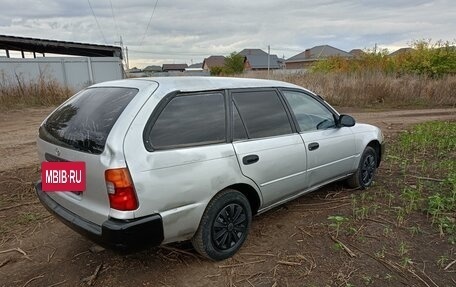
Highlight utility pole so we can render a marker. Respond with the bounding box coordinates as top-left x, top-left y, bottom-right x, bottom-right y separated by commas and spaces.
126, 46, 130, 70
115, 36, 129, 71
267, 45, 270, 78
